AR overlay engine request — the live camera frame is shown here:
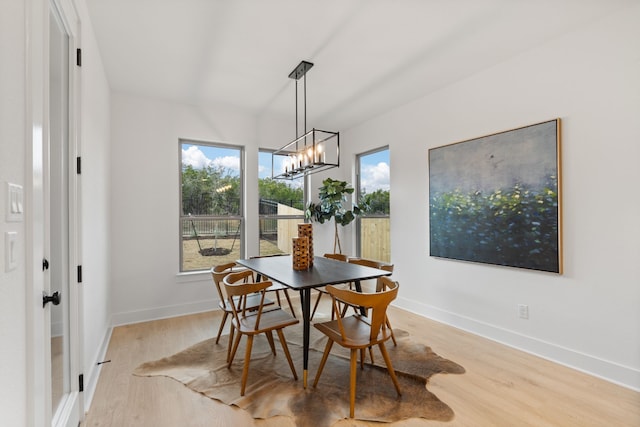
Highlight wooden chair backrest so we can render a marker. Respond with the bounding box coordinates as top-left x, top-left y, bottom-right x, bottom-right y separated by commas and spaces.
222, 270, 271, 329
347, 258, 380, 268
348, 258, 391, 291
377, 275, 396, 292
326, 280, 399, 342
324, 253, 348, 262
211, 262, 237, 302
376, 263, 394, 291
